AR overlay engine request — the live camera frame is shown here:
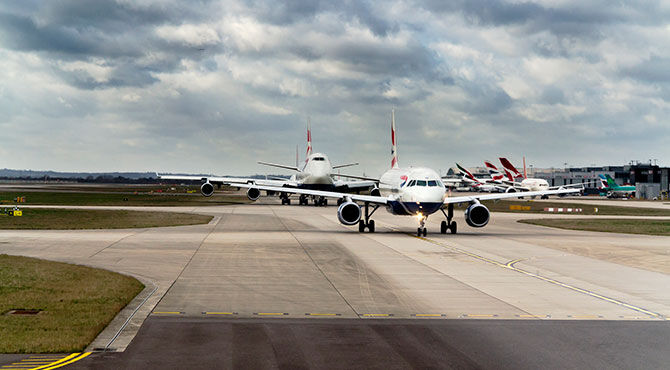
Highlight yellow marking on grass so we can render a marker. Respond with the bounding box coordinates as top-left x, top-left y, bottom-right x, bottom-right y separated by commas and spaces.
414, 235, 667, 320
